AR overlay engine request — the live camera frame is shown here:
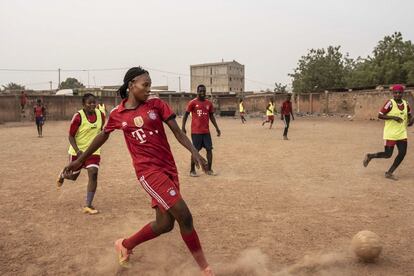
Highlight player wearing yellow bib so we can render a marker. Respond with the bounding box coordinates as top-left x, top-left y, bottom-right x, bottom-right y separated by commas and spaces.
97, 99, 107, 116
363, 85, 413, 180
239, 99, 247, 124
57, 93, 105, 213
262, 99, 275, 129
